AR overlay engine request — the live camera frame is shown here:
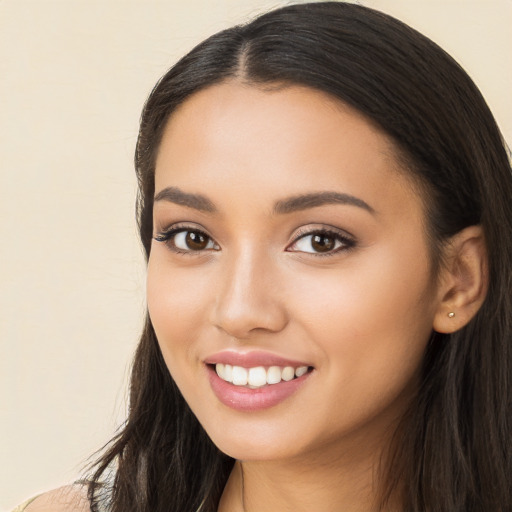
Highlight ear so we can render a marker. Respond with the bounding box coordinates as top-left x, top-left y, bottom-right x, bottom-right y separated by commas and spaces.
433, 225, 488, 334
